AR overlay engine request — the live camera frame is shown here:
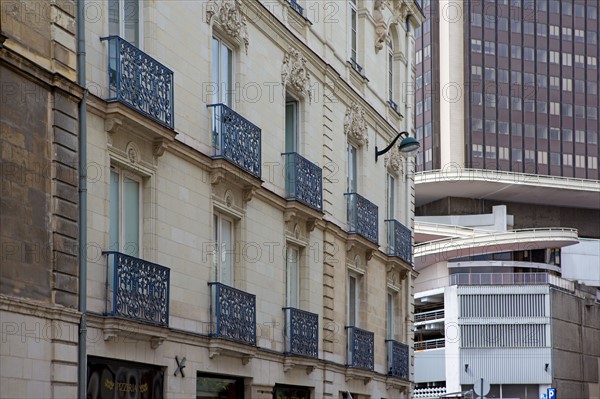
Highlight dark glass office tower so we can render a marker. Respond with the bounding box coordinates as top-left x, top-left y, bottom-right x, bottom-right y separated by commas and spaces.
414, 0, 599, 179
